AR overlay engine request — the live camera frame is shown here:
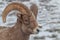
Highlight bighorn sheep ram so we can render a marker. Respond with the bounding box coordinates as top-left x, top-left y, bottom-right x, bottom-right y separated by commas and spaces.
0, 3, 40, 40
